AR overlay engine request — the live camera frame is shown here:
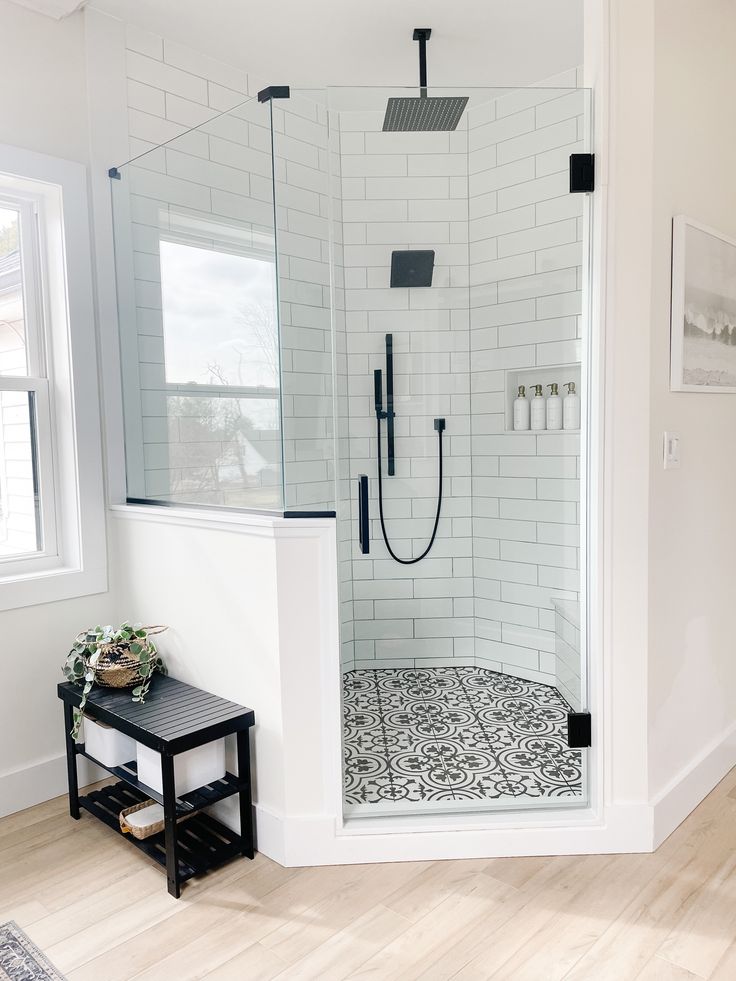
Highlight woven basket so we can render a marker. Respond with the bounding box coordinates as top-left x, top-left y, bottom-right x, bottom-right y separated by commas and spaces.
119, 798, 191, 839
75, 626, 167, 690
119, 799, 164, 839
